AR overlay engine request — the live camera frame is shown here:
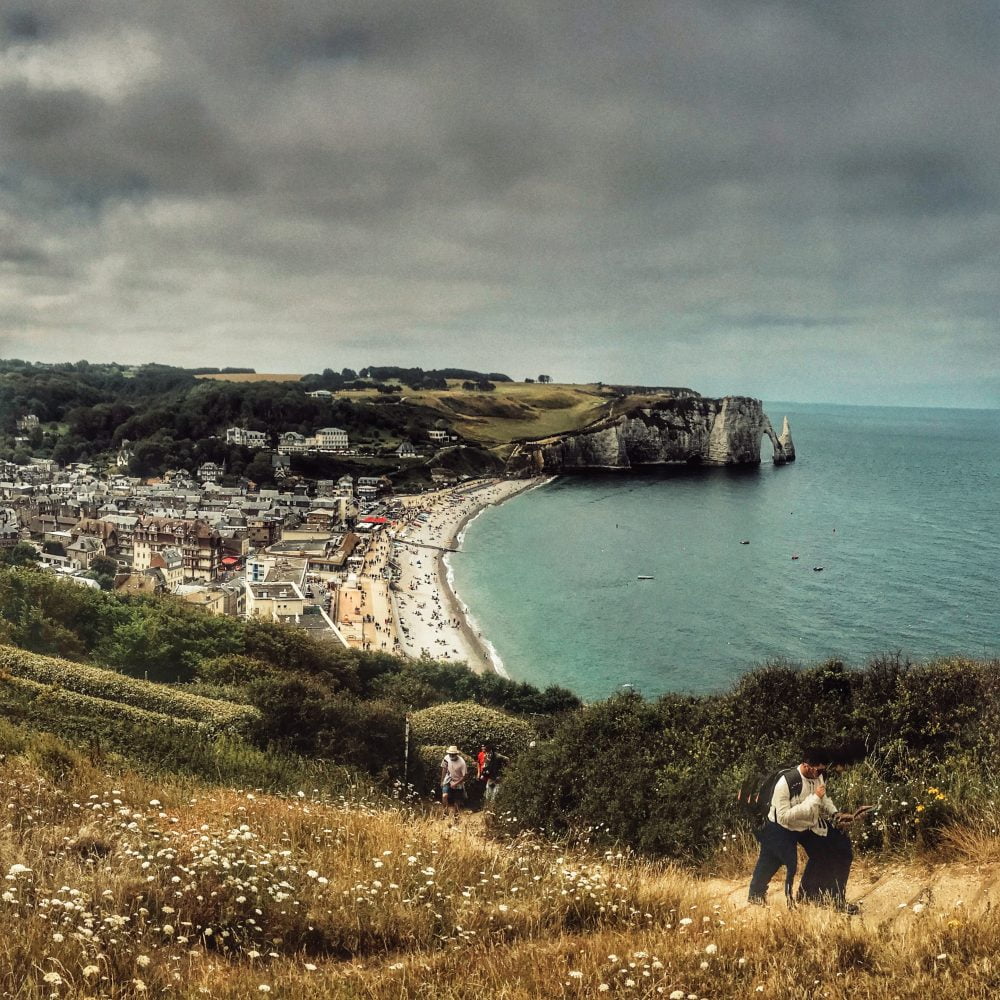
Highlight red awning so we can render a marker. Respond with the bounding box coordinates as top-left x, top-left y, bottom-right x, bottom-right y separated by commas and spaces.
360, 516, 389, 524
220, 556, 240, 565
